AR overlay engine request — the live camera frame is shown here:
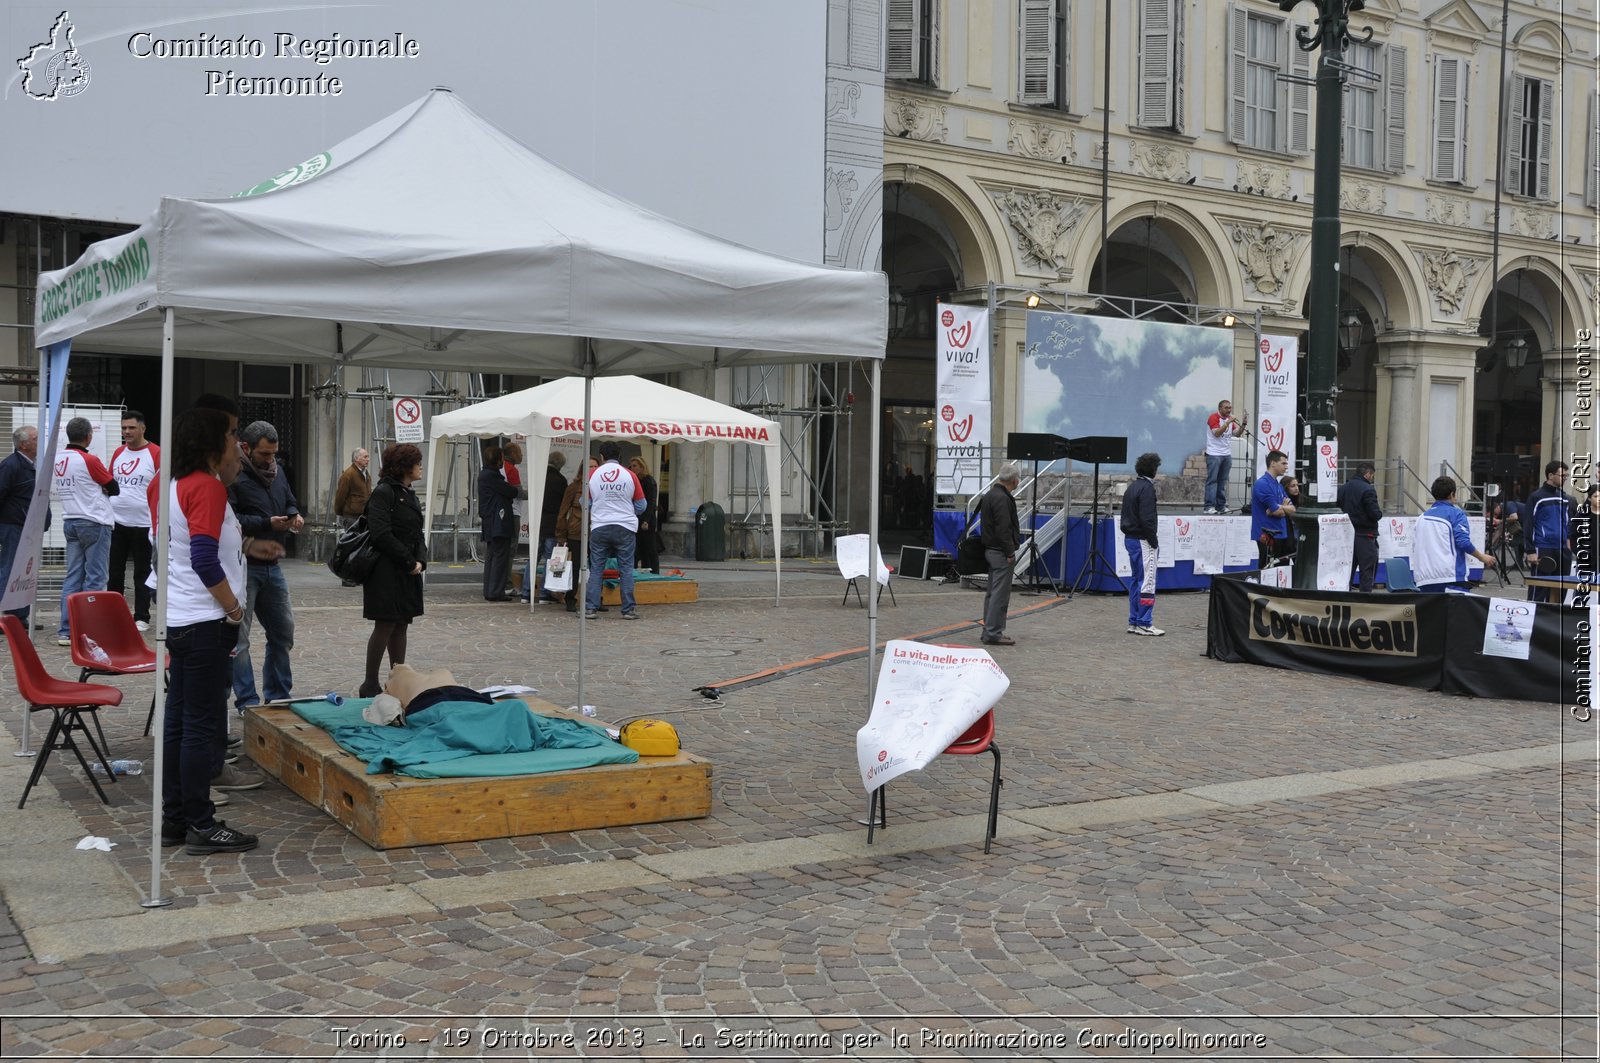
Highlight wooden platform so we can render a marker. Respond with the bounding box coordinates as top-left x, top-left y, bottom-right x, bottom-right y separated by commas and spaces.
539, 576, 699, 605
243, 699, 712, 850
